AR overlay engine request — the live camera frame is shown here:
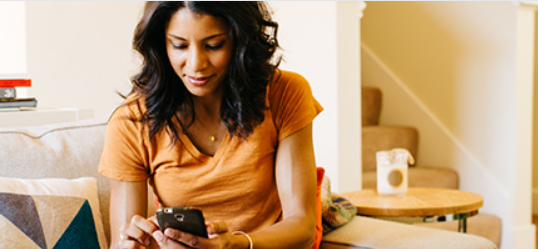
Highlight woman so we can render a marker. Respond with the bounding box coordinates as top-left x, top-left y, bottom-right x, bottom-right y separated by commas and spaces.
99, 2, 323, 249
